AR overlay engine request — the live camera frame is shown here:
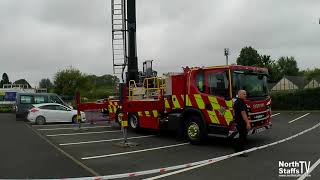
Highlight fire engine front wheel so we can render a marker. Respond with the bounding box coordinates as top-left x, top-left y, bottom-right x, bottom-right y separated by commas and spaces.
185, 115, 207, 145
128, 113, 140, 130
